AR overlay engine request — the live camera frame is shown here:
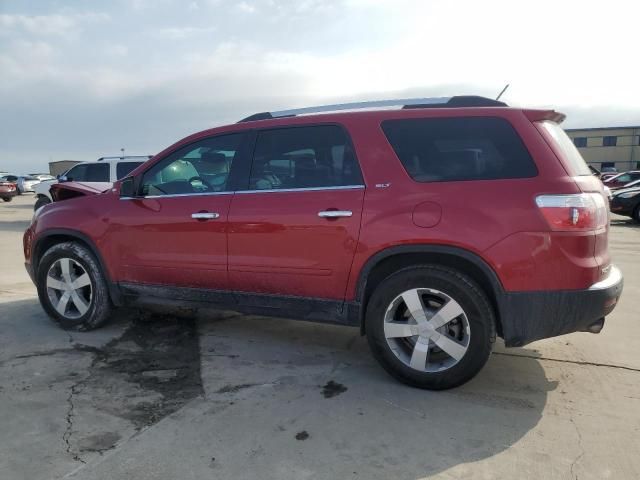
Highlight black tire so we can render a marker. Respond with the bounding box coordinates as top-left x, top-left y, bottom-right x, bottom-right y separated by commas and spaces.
633, 205, 640, 223
365, 265, 496, 390
2, 197, 12, 202
36, 242, 113, 331
34, 196, 51, 210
